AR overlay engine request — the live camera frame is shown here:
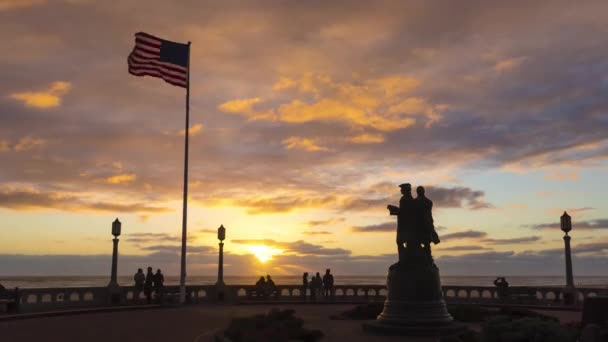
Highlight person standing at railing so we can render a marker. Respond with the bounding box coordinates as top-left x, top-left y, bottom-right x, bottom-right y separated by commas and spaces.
154, 269, 165, 303
133, 268, 145, 302
494, 277, 509, 300
144, 267, 154, 304
311, 272, 322, 300
265, 275, 276, 297
255, 276, 266, 297
323, 269, 334, 298
302, 272, 309, 299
